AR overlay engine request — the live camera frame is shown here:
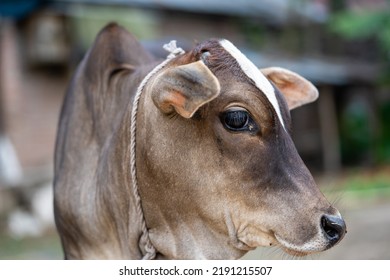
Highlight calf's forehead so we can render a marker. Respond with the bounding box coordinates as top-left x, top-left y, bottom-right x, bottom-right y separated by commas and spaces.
196, 39, 286, 130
